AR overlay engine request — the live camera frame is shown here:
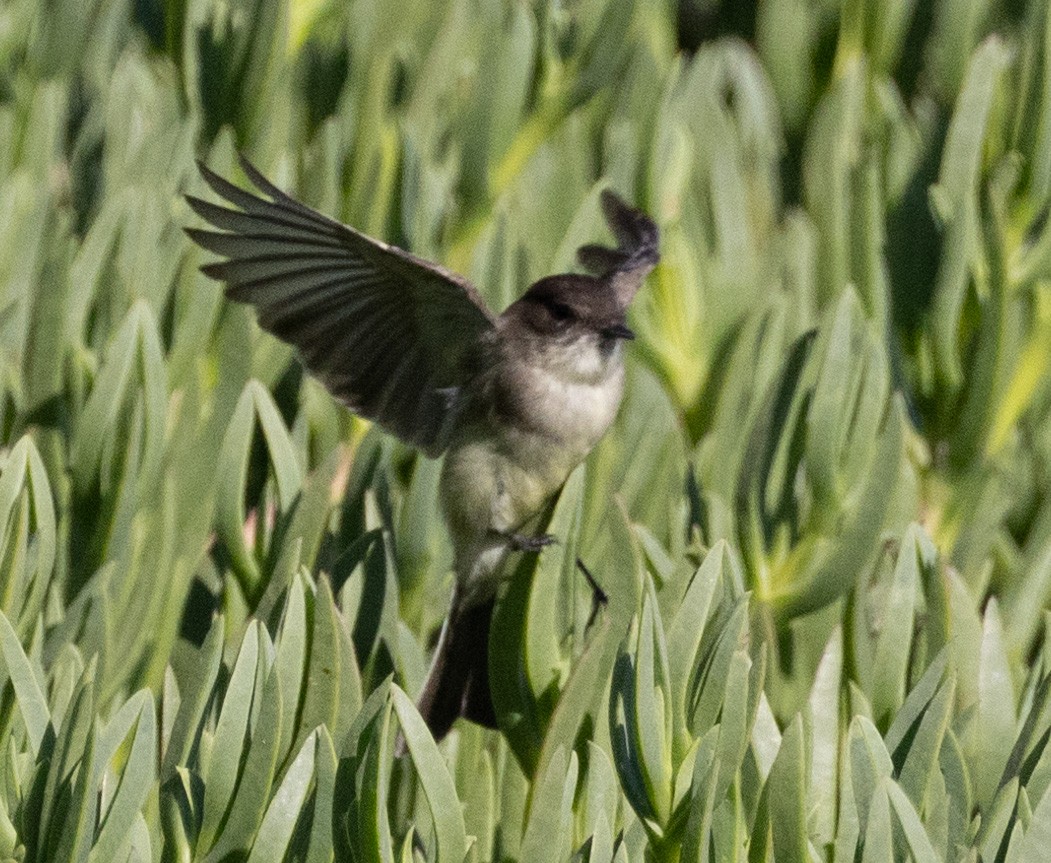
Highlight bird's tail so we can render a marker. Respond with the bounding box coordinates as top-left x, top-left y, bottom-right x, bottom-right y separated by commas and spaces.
414, 584, 498, 744
577, 189, 660, 309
